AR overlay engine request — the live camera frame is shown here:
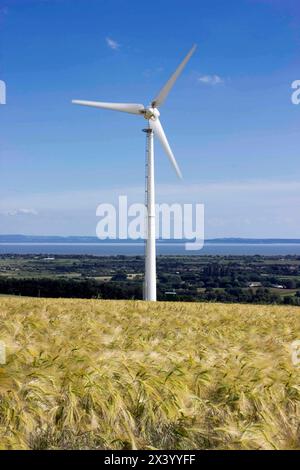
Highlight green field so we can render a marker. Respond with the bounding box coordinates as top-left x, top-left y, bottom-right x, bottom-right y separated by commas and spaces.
1, 254, 300, 305
0, 296, 300, 450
